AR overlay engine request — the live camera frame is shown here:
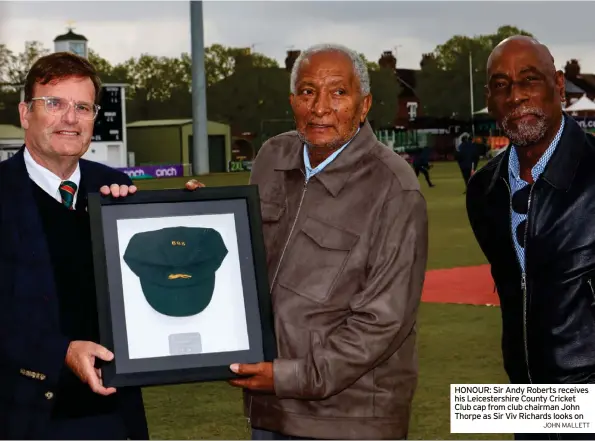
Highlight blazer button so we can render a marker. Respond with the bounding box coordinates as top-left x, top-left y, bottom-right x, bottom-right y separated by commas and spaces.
45, 391, 54, 400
